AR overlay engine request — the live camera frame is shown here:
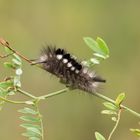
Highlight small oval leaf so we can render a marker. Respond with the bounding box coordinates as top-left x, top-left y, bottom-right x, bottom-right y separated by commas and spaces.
96, 37, 109, 58
103, 102, 118, 111
95, 132, 106, 140
101, 110, 117, 115
93, 53, 106, 59
27, 127, 41, 136
0, 90, 8, 96
18, 107, 37, 115
4, 62, 15, 69
4, 47, 12, 54
25, 101, 34, 105
90, 58, 100, 64
130, 128, 140, 136
0, 81, 13, 89
22, 131, 39, 137
20, 123, 41, 130
83, 37, 102, 54
20, 116, 40, 123
115, 93, 125, 106
29, 137, 40, 140
12, 58, 22, 66
13, 53, 22, 62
